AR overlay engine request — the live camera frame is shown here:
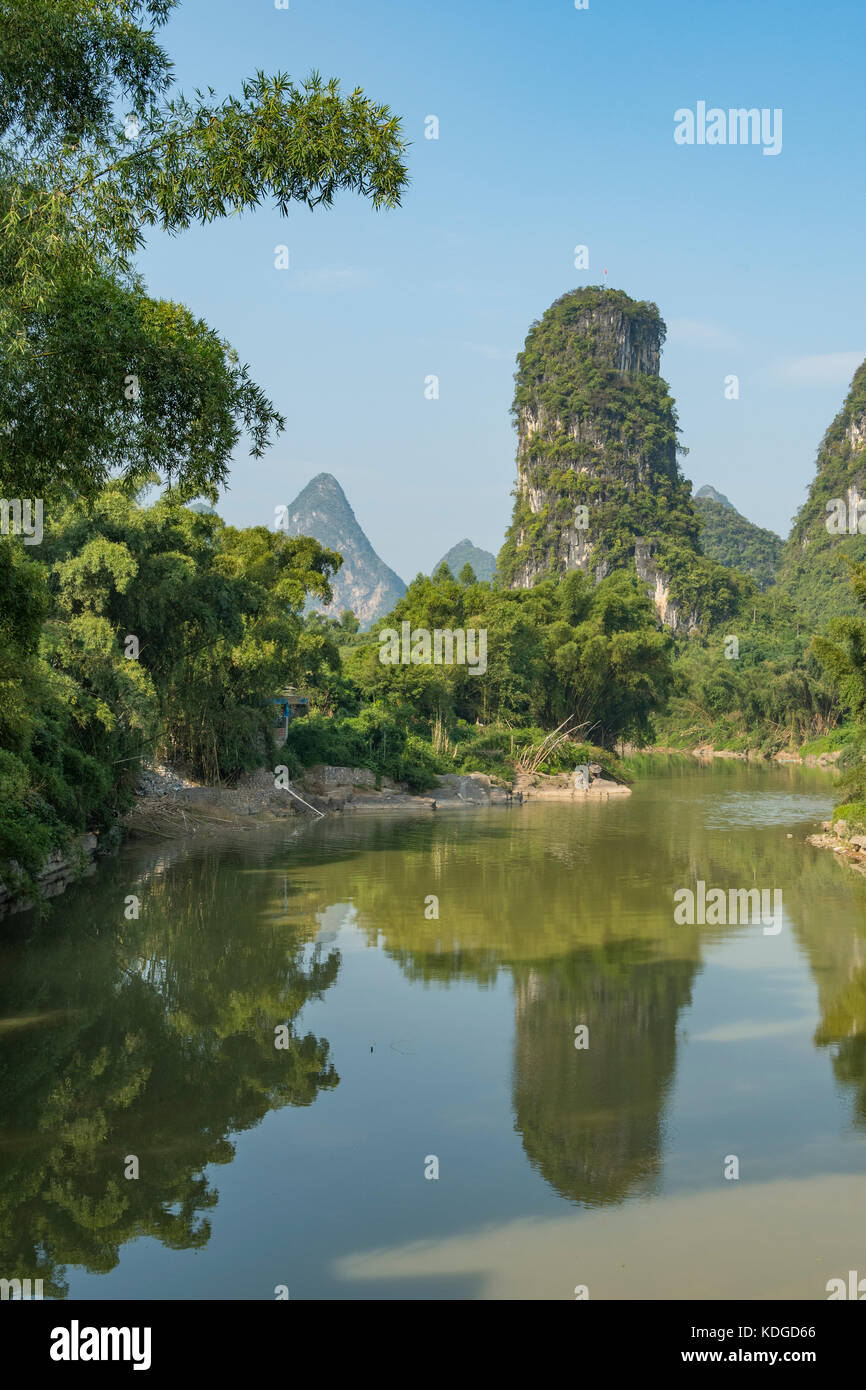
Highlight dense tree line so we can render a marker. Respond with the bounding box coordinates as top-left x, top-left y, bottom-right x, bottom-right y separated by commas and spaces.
0, 491, 345, 889
283, 563, 676, 788
0, 0, 408, 894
